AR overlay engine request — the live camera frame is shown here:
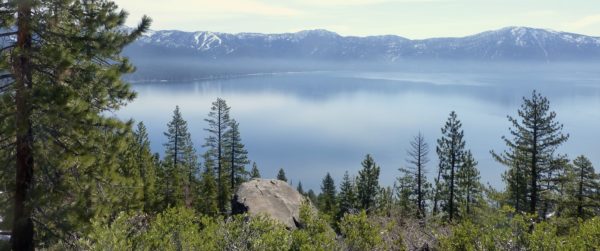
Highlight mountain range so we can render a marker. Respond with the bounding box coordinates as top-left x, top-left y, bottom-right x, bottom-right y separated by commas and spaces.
124, 26, 600, 62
